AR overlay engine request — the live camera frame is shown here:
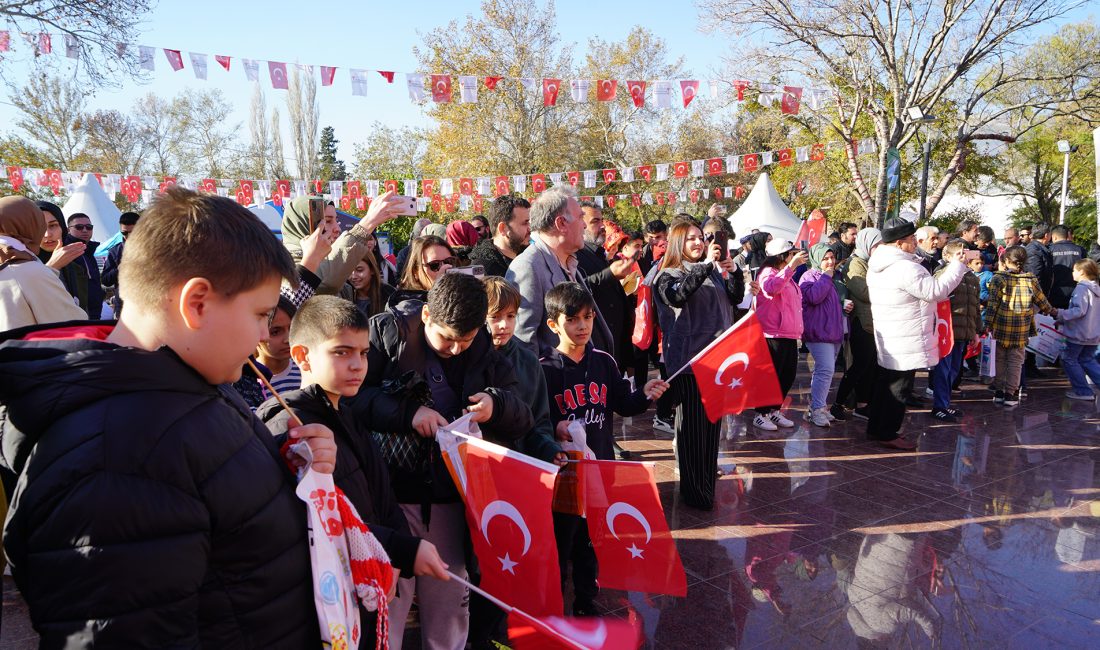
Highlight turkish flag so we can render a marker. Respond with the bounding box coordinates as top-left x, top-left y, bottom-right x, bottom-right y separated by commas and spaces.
606, 195, 617, 209
485, 76, 502, 89
936, 300, 954, 360
680, 80, 700, 107
656, 193, 665, 205
237, 180, 254, 206
795, 218, 826, 248
268, 61, 289, 89
566, 171, 580, 187
459, 177, 475, 196
461, 438, 562, 616
531, 174, 546, 193
346, 180, 361, 199
431, 194, 443, 212
673, 161, 689, 178
690, 311, 784, 421
39, 169, 63, 194
732, 79, 750, 101
320, 65, 337, 86
272, 192, 283, 208
777, 148, 795, 167
312, 180, 324, 194
493, 176, 509, 197
735, 186, 746, 200
581, 460, 687, 596
158, 176, 176, 193
473, 195, 484, 212
637, 165, 654, 182
507, 611, 641, 650
384, 179, 399, 194
121, 175, 142, 202
6, 166, 23, 192
627, 80, 646, 107
631, 194, 641, 207
215, 55, 231, 71
356, 197, 367, 211
688, 189, 699, 204
423, 179, 437, 196
340, 195, 351, 211
378, 70, 395, 83
810, 143, 826, 161
743, 154, 759, 173
542, 78, 561, 107
601, 169, 616, 184
595, 79, 617, 101
445, 194, 458, 213
706, 158, 723, 176
431, 74, 452, 103
712, 187, 724, 200
199, 178, 217, 194
632, 283, 655, 348
781, 86, 803, 115
164, 48, 184, 71
275, 179, 291, 198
